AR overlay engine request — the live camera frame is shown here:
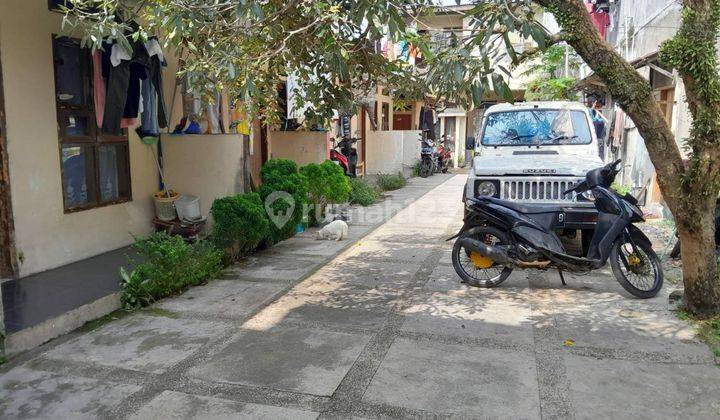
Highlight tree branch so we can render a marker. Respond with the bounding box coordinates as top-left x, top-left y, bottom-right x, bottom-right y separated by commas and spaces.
534, 0, 687, 214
